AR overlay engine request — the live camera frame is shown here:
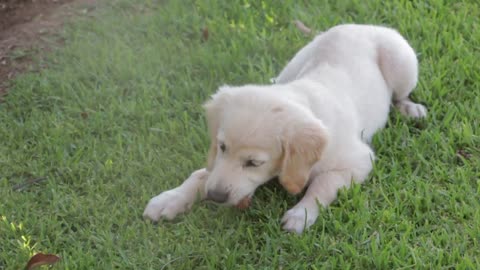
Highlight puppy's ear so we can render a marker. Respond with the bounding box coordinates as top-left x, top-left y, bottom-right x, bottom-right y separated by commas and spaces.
203, 87, 230, 171
280, 120, 328, 194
